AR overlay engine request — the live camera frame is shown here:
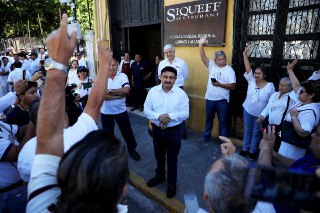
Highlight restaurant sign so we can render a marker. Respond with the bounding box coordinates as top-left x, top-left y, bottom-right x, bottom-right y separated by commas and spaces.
164, 0, 227, 46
